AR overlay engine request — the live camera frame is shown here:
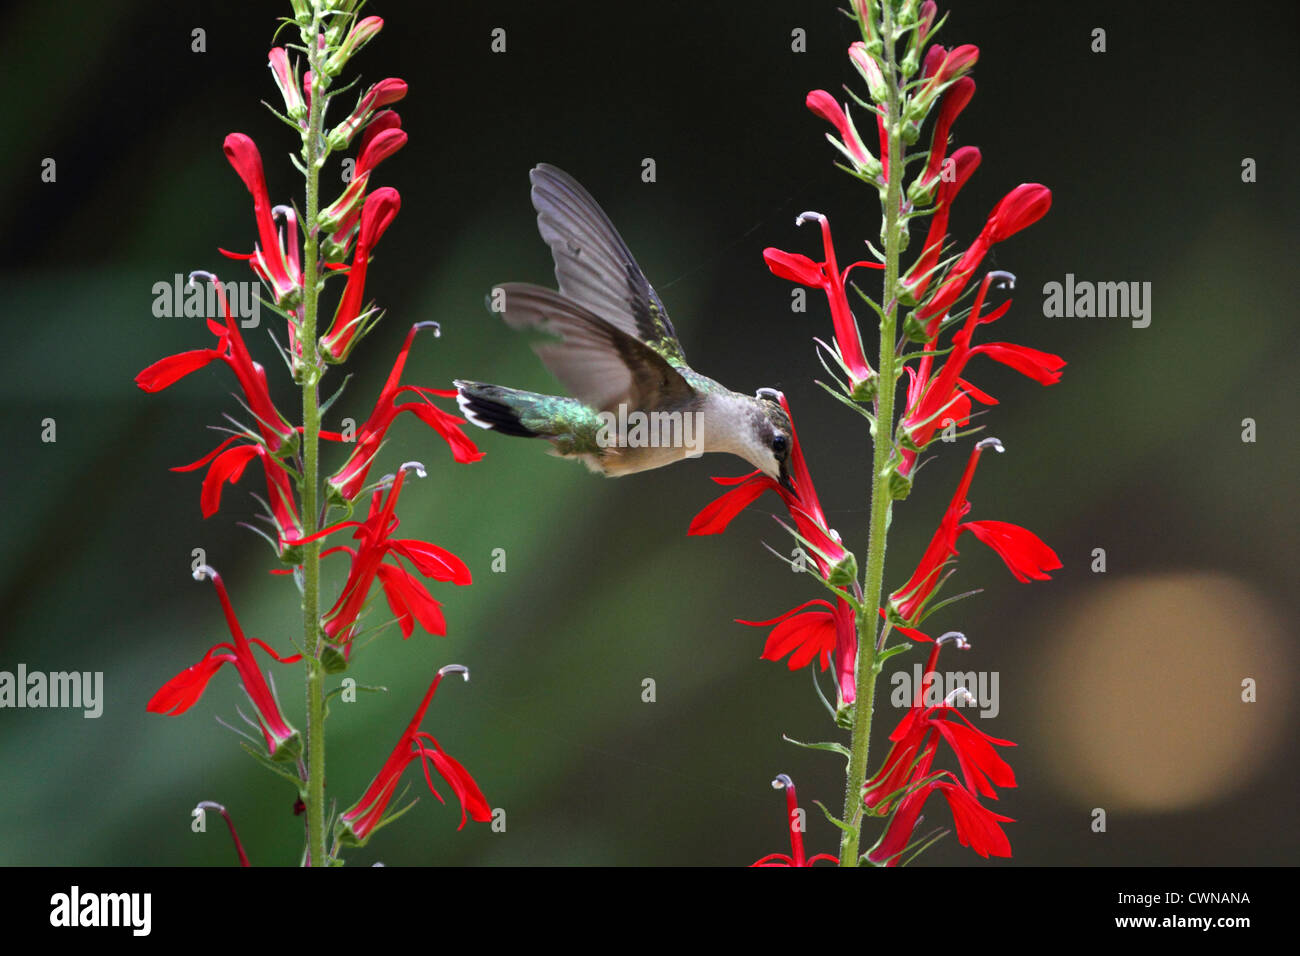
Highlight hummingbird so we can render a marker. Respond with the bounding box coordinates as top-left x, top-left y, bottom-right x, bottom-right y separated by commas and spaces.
455, 164, 795, 491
